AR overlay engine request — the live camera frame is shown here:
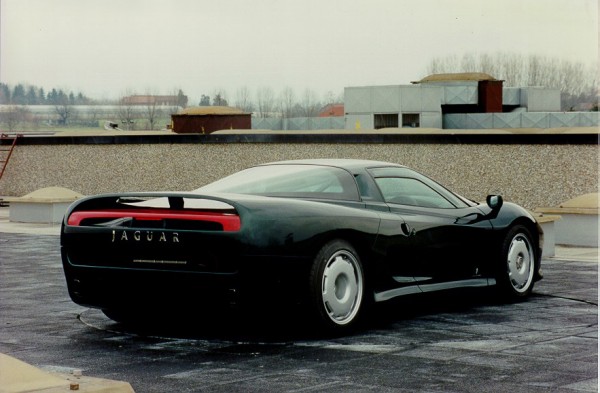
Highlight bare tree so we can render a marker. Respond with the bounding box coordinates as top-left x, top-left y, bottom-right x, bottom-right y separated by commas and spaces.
1, 106, 30, 132
319, 90, 344, 117
279, 87, 296, 118
323, 90, 344, 105
427, 54, 460, 74
526, 54, 544, 86
478, 53, 497, 77
561, 60, 586, 97
234, 86, 254, 113
256, 87, 275, 118
426, 57, 444, 75
51, 90, 75, 126
460, 53, 477, 72
144, 93, 162, 131
498, 53, 523, 86
167, 89, 184, 118
87, 105, 102, 127
118, 91, 137, 131
299, 89, 321, 117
